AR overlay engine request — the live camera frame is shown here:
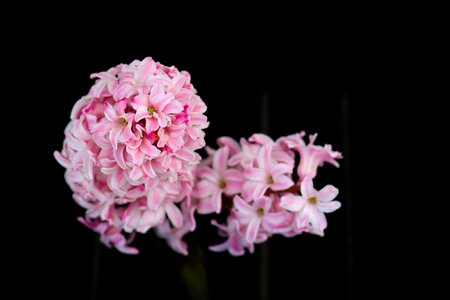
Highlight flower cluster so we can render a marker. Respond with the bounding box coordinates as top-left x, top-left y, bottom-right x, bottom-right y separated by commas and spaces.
193, 133, 342, 256
55, 56, 343, 256
54, 57, 208, 254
